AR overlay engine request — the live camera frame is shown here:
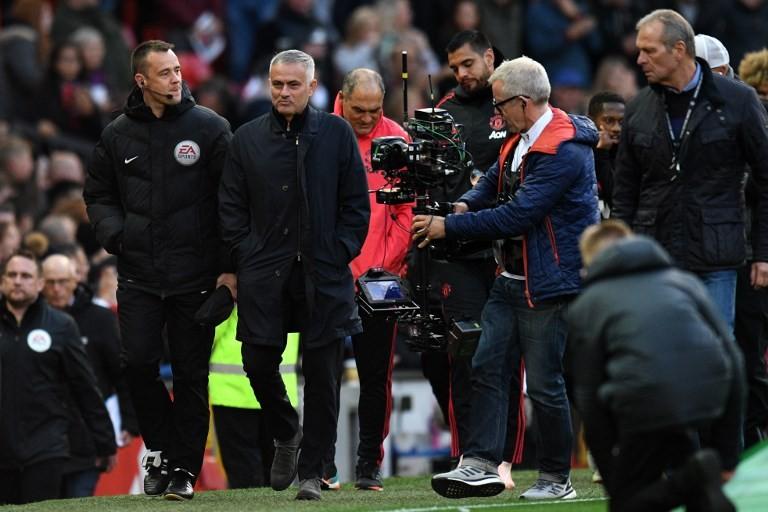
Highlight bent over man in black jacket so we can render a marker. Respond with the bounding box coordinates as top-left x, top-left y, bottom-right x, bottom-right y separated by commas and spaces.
567, 224, 744, 512
219, 49, 369, 501
83, 40, 234, 500
0, 251, 116, 505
